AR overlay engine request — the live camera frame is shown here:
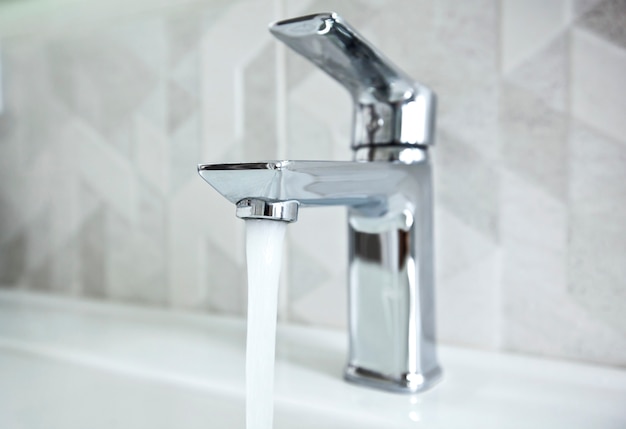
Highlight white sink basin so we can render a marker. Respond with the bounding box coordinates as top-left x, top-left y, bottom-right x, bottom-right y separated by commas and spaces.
0, 290, 625, 429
